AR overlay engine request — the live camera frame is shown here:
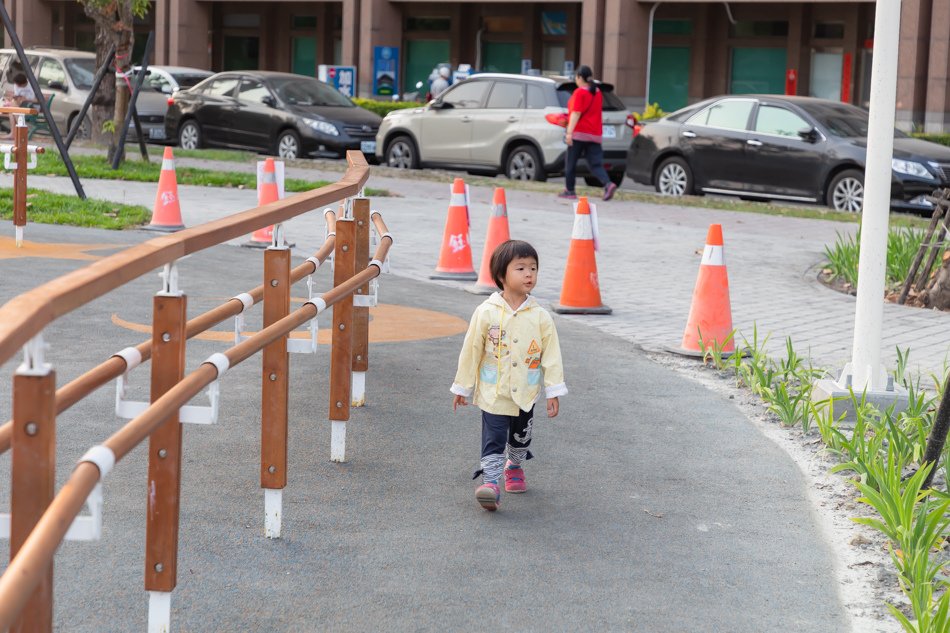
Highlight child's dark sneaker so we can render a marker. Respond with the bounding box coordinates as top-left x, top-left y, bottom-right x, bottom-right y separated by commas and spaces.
558, 190, 577, 200
504, 461, 526, 493
603, 182, 618, 201
475, 482, 501, 511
